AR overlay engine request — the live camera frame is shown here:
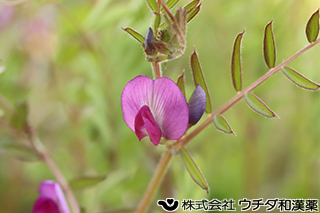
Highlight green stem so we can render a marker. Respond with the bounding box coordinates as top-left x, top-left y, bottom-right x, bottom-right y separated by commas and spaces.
152, 62, 162, 79
136, 151, 173, 213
